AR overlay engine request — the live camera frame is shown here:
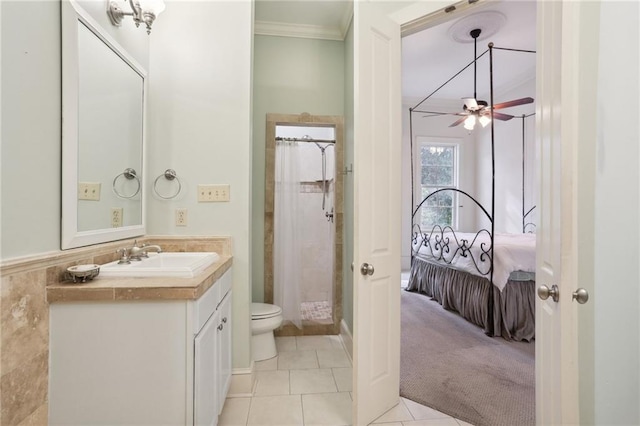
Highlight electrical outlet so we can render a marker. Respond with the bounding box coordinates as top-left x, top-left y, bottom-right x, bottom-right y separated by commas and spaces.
111, 207, 123, 228
197, 184, 230, 202
78, 182, 101, 201
175, 208, 188, 226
